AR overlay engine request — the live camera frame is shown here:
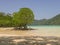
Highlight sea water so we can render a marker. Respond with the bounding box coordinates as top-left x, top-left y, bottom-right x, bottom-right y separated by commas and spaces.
29, 25, 60, 28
